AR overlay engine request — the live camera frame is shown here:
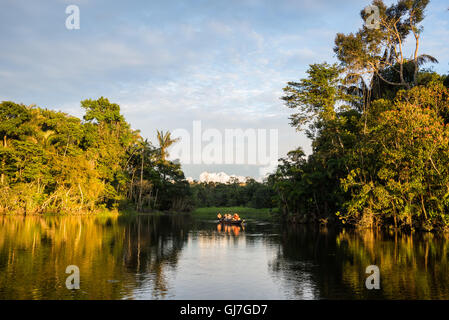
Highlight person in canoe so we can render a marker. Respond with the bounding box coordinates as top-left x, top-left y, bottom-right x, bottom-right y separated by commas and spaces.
233, 213, 240, 221
217, 213, 222, 220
